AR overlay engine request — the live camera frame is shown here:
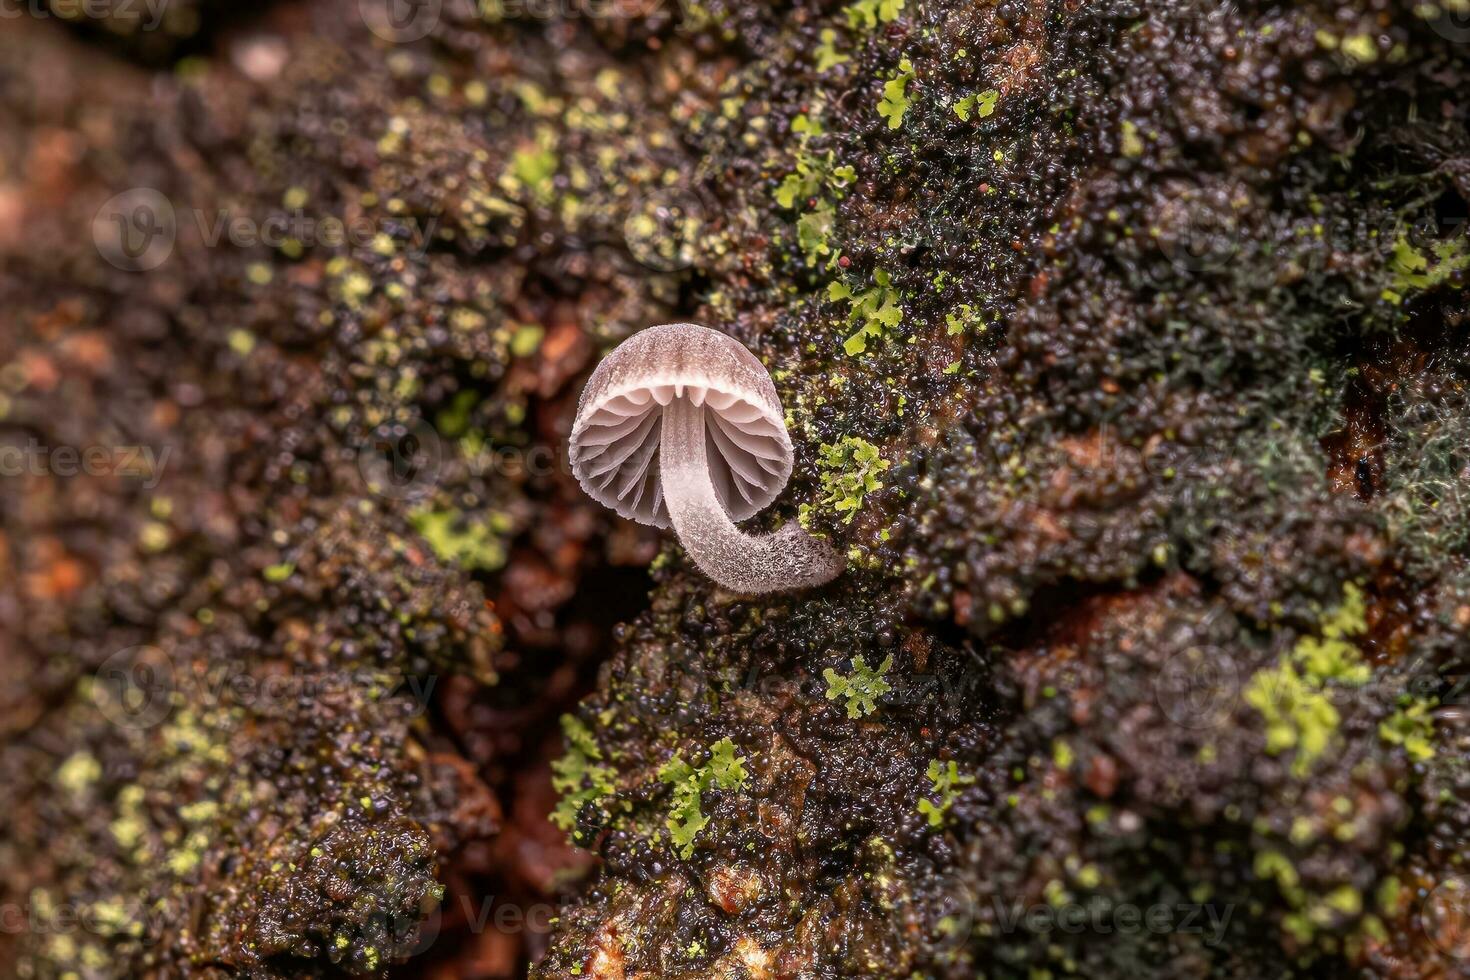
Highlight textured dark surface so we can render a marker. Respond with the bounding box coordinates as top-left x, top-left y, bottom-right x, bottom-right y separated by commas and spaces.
1, 0, 1468, 978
